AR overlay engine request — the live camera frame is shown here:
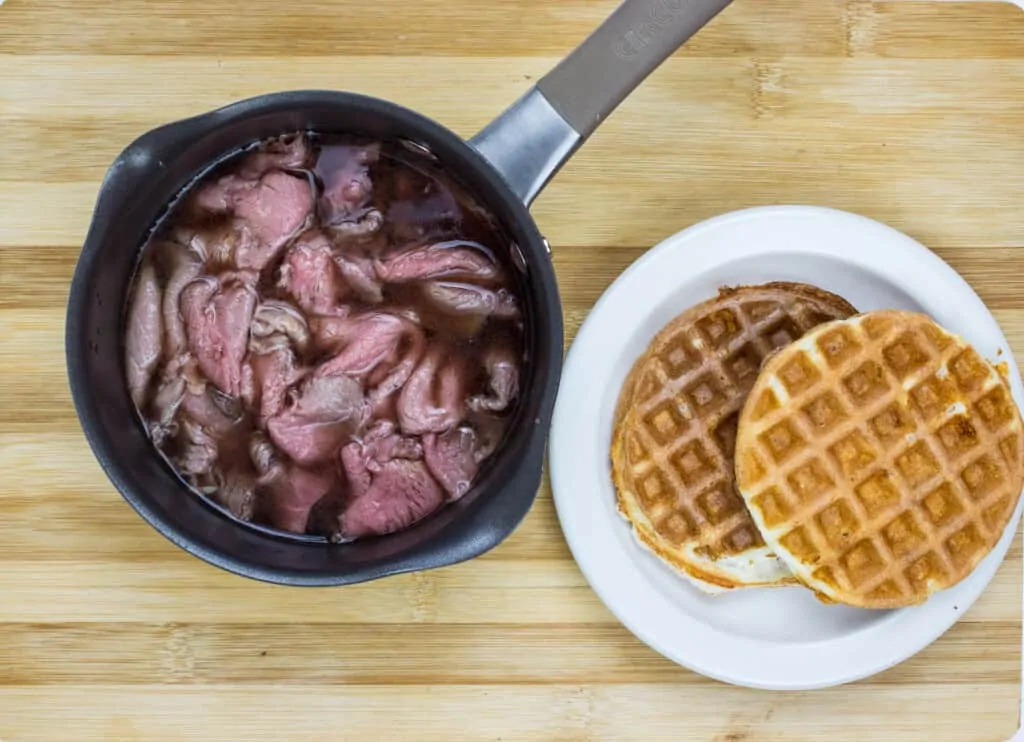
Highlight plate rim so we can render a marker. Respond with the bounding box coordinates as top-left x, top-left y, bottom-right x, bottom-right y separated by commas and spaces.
548, 204, 1024, 690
